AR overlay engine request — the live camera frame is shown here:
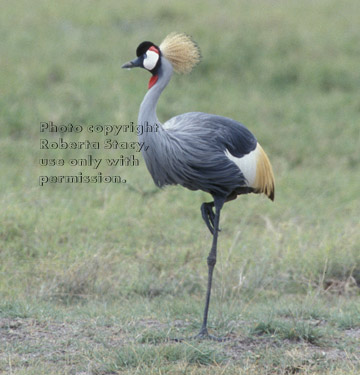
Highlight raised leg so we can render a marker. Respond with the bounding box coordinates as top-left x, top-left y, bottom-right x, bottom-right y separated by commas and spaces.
201, 192, 237, 235
196, 197, 225, 340
201, 202, 215, 234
